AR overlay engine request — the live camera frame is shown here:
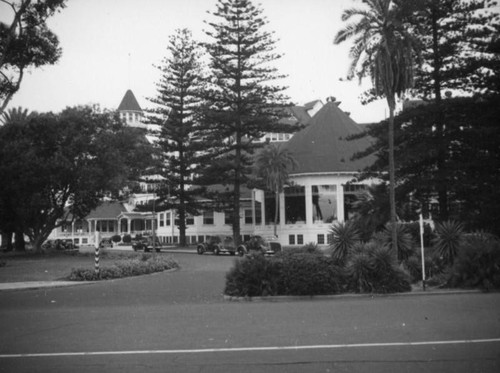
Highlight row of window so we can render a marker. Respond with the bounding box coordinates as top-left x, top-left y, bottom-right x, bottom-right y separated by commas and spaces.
158, 210, 261, 227
288, 233, 333, 246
